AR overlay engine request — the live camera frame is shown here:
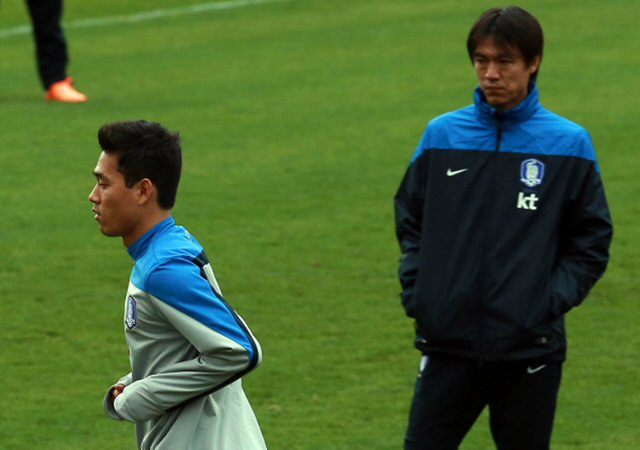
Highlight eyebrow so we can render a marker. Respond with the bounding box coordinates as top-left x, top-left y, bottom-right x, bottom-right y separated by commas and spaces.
474, 49, 516, 58
93, 170, 109, 181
